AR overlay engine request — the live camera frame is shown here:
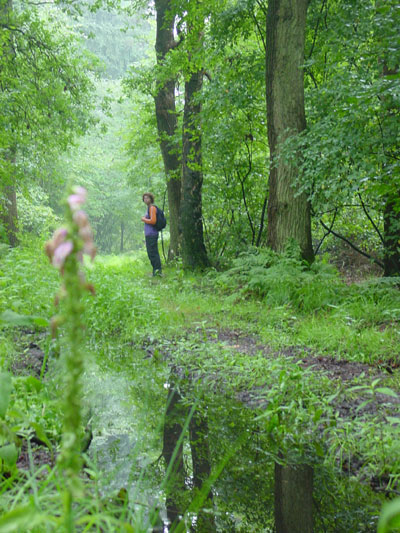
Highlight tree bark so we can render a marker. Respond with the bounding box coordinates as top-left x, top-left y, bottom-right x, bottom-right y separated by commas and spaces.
154, 0, 181, 260
181, 67, 209, 269
274, 462, 313, 533
266, 0, 314, 262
